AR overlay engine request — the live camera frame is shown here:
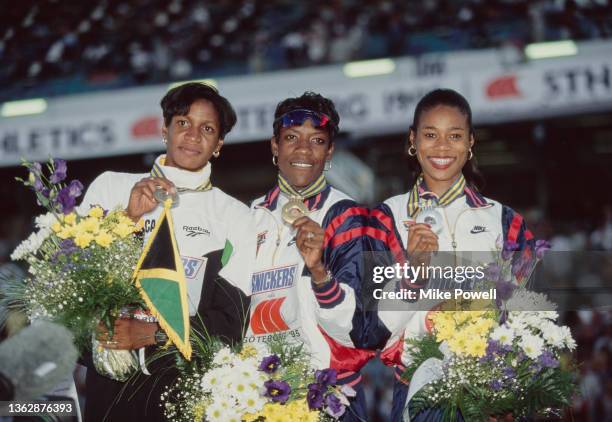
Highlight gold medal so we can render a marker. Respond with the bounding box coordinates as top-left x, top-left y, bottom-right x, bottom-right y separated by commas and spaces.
281, 196, 309, 225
